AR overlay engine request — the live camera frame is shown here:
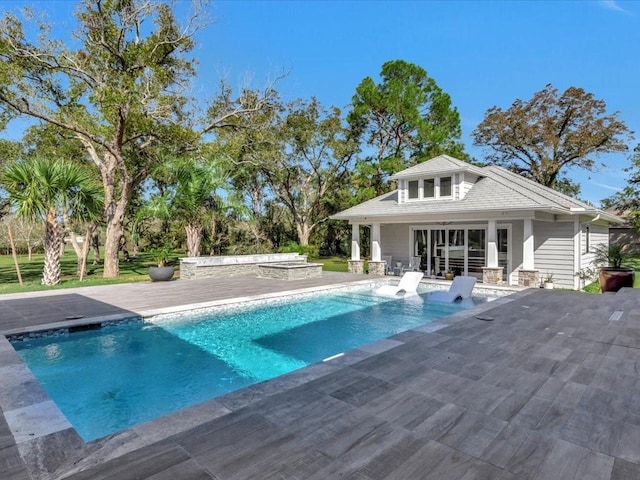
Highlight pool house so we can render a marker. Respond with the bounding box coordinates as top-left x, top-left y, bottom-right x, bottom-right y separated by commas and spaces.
332, 155, 621, 290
